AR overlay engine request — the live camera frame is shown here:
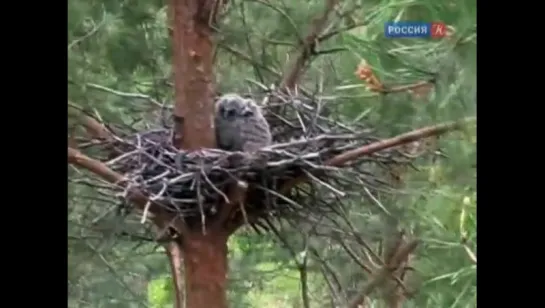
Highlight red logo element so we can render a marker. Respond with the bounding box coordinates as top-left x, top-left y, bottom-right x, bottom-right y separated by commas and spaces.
431, 22, 447, 38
